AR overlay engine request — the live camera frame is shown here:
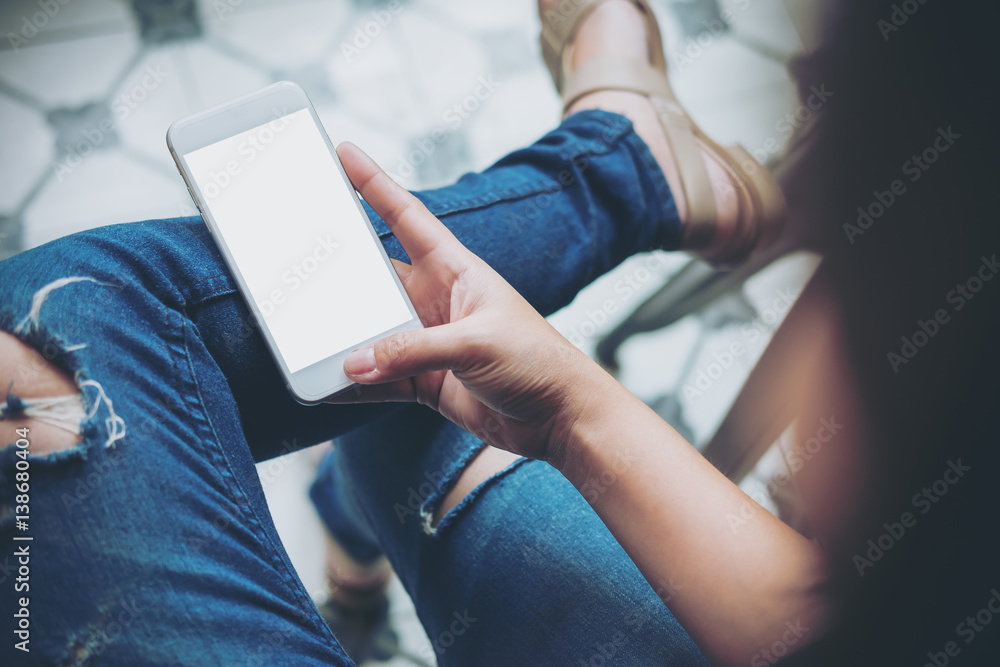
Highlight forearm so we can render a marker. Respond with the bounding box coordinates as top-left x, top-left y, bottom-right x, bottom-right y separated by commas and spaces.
551, 374, 832, 666
335, 139, 829, 662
